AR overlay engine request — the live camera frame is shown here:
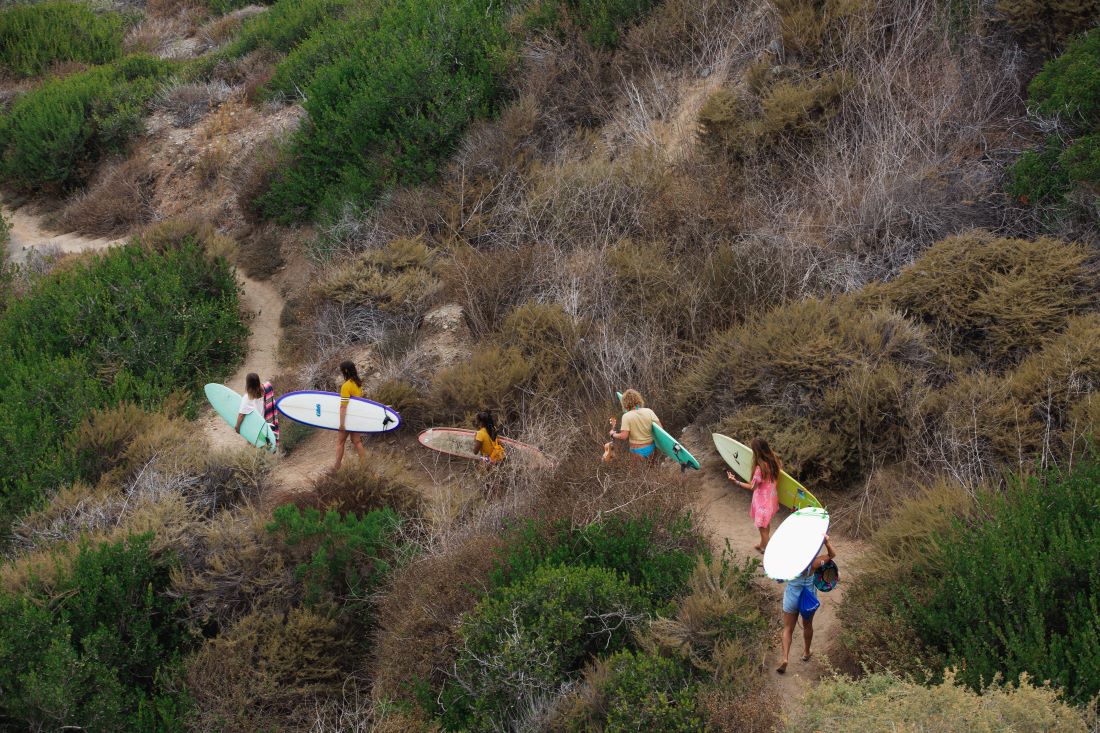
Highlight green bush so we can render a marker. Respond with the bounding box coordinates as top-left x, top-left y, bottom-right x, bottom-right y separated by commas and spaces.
0, 238, 246, 522
909, 464, 1100, 702
0, 1, 125, 78
524, 0, 661, 48
229, 0, 355, 57
0, 55, 170, 194
264, 13, 362, 98
267, 504, 400, 612
442, 564, 650, 730
1061, 133, 1100, 184
585, 651, 701, 732
784, 671, 1091, 732
1008, 136, 1073, 207
489, 514, 701, 604
254, 0, 512, 221
0, 534, 191, 731
1029, 28, 1100, 126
